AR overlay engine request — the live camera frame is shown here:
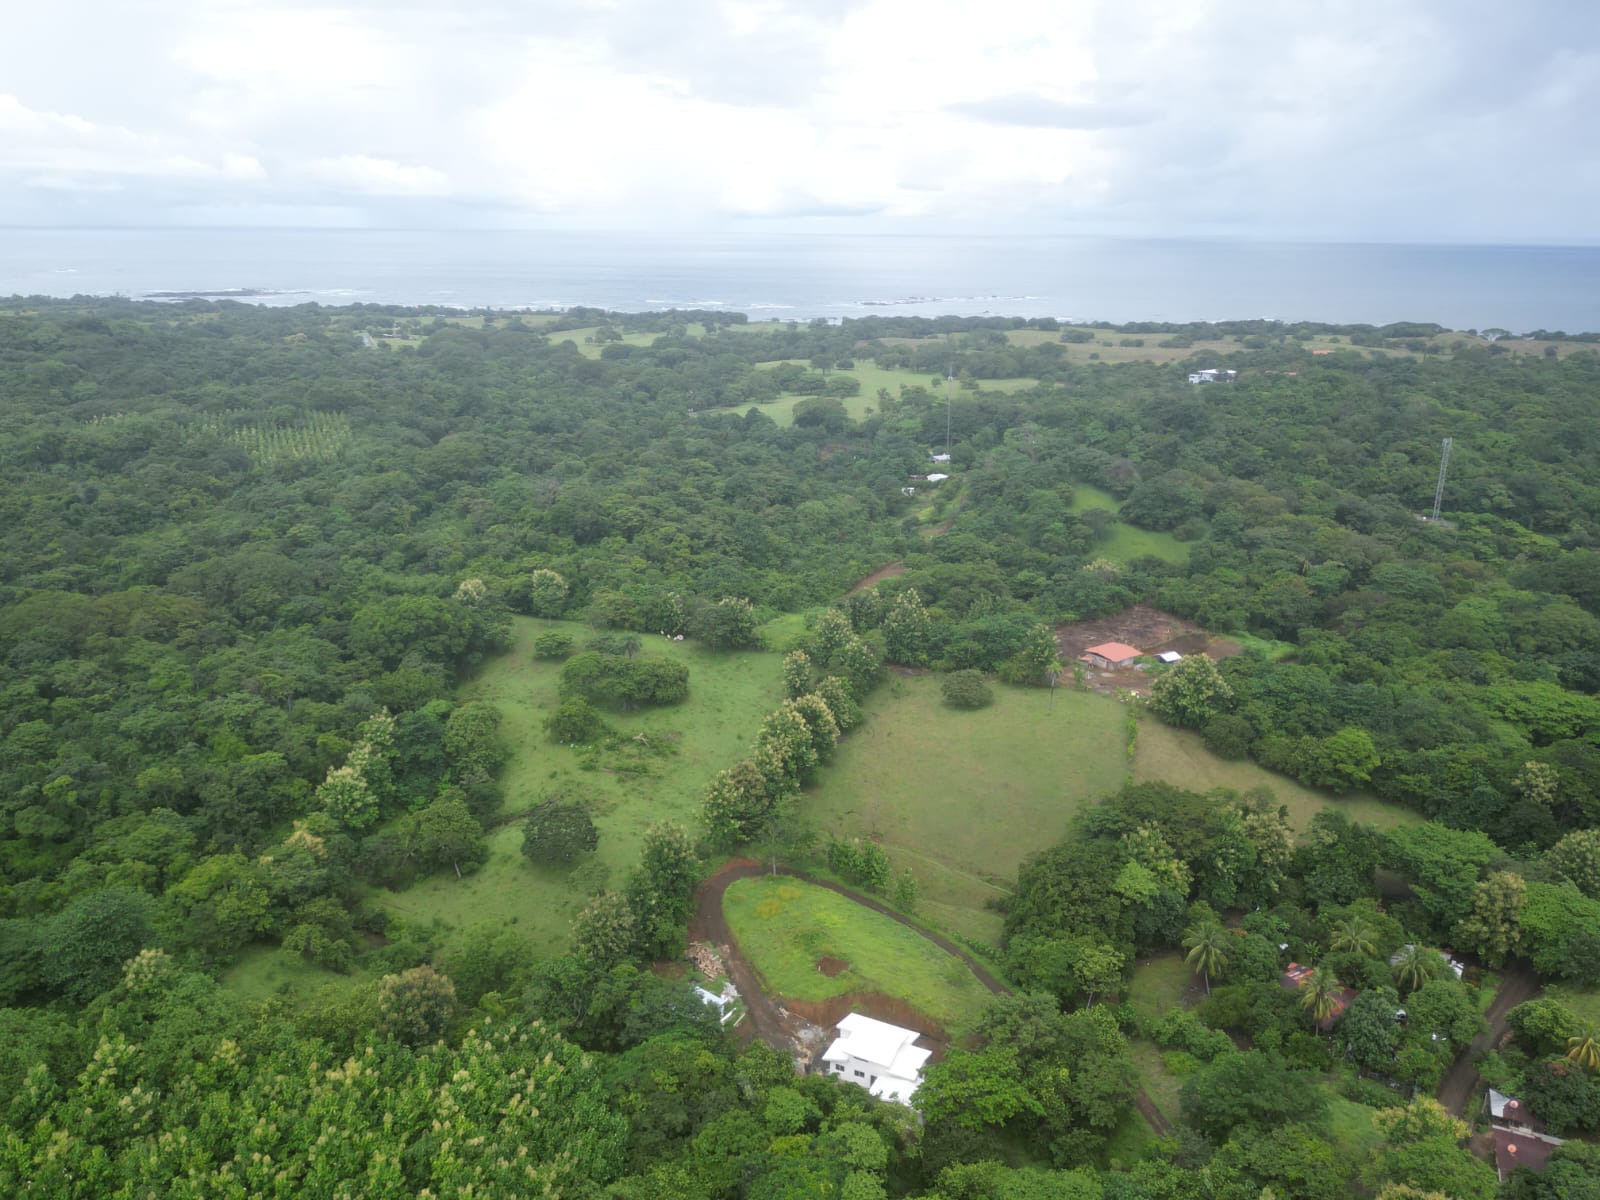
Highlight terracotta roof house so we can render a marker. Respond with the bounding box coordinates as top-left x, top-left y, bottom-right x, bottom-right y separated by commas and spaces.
1494, 1128, 1565, 1182
1080, 642, 1142, 669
